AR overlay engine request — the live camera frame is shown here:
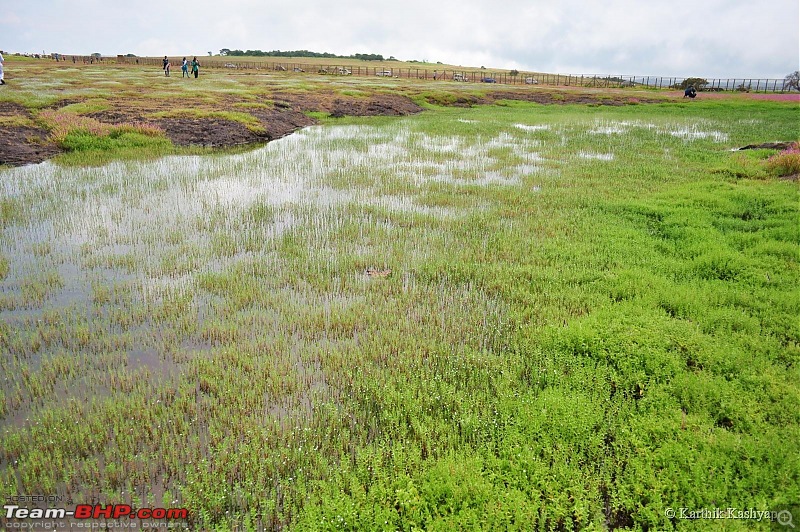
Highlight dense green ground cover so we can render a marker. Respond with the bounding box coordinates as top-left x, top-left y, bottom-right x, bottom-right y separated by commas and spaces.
1, 96, 798, 530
